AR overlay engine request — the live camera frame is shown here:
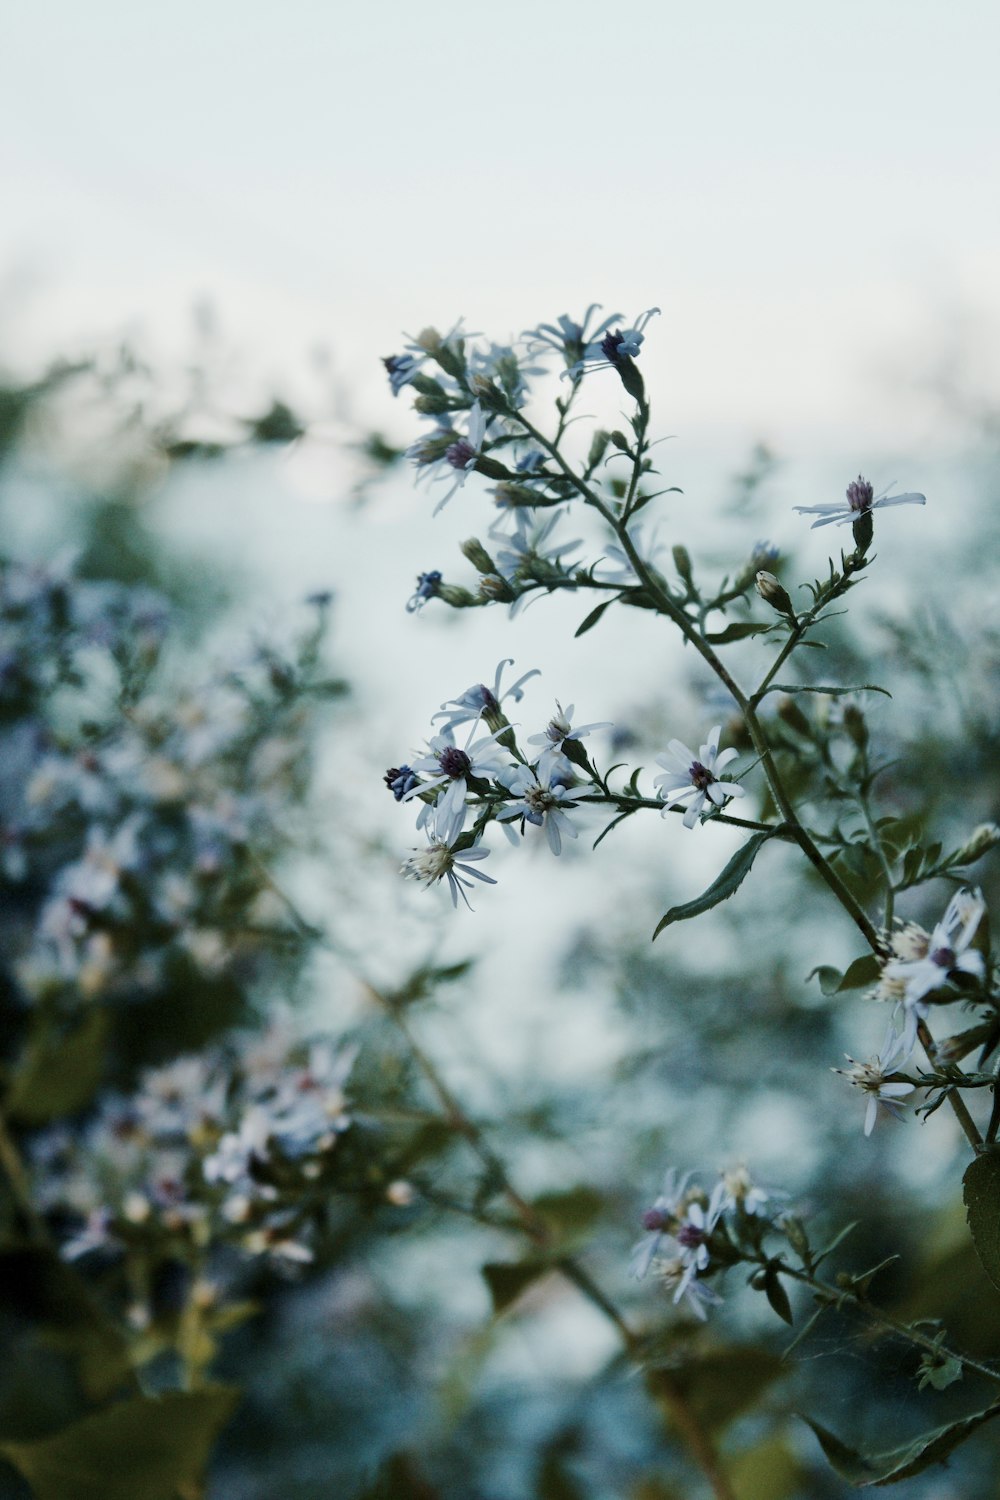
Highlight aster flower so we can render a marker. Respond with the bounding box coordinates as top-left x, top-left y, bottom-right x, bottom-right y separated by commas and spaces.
433, 659, 540, 734
881, 888, 987, 1050
630, 1167, 693, 1279
424, 403, 490, 515
382, 352, 426, 398
653, 725, 746, 828
718, 1164, 770, 1217
488, 509, 582, 585
563, 307, 661, 380
834, 1025, 915, 1136
522, 305, 625, 372
527, 701, 612, 783
403, 726, 511, 842
497, 765, 579, 855
794, 475, 926, 530
400, 808, 496, 910
654, 1254, 723, 1320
